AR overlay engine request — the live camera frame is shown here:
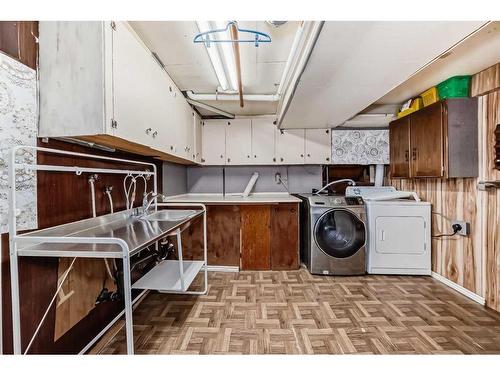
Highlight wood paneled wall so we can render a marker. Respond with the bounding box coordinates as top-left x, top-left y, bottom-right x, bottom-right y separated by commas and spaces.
390, 178, 482, 295
0, 21, 38, 70
481, 90, 500, 311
